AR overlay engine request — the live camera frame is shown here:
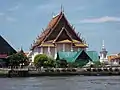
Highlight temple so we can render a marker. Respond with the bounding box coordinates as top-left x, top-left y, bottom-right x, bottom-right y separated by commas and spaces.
29, 11, 88, 62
